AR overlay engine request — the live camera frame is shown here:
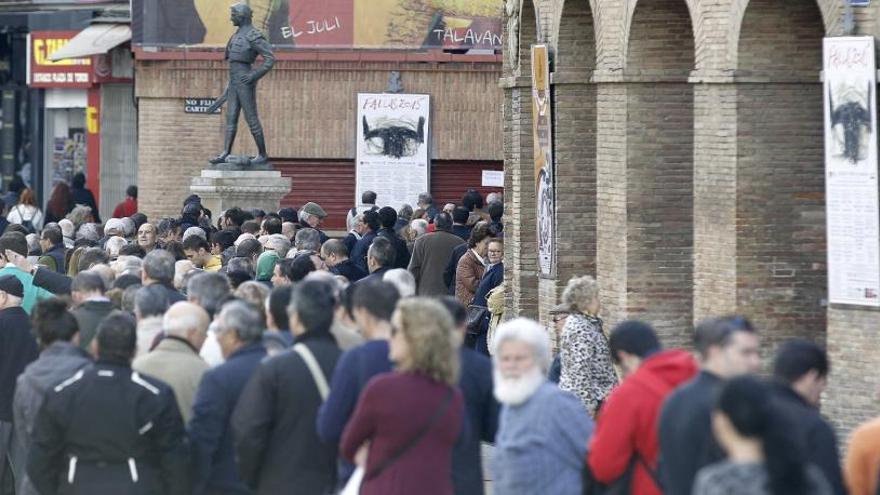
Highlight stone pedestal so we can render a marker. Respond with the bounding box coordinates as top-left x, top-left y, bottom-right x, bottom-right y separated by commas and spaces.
190, 169, 291, 215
